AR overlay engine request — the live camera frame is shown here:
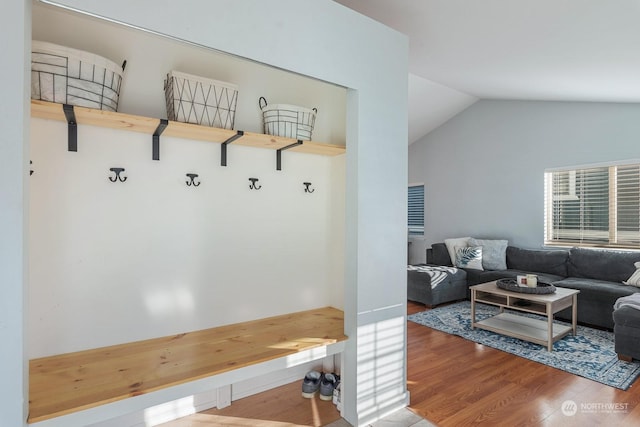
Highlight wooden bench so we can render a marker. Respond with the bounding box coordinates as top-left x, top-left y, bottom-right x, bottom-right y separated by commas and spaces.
29, 307, 347, 426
